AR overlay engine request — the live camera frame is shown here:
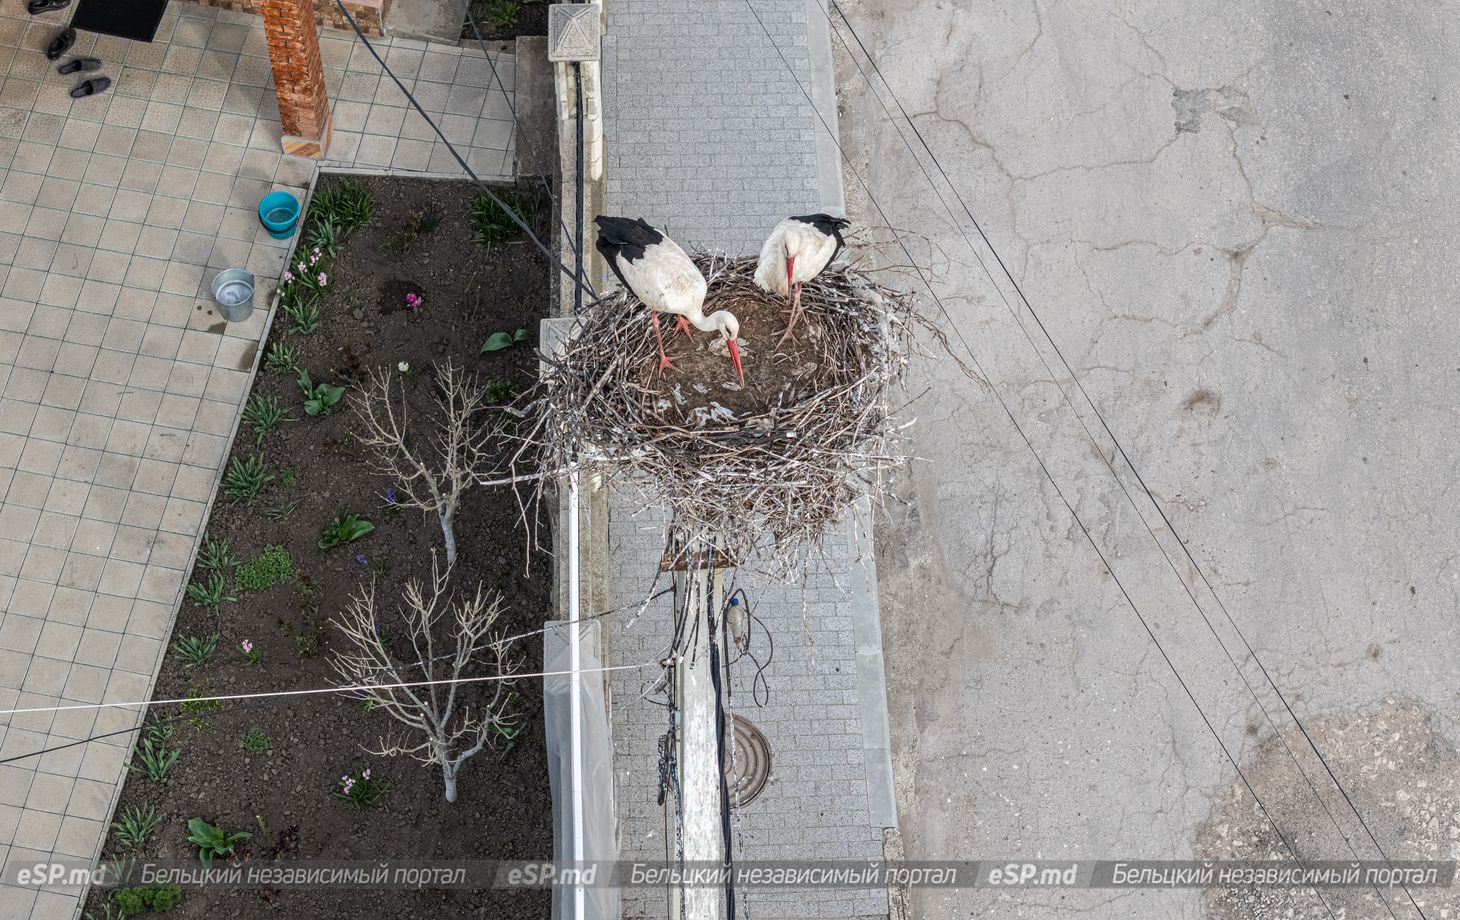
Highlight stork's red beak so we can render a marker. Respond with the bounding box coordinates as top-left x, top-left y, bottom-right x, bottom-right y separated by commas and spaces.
728, 338, 744, 384
786, 255, 796, 295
